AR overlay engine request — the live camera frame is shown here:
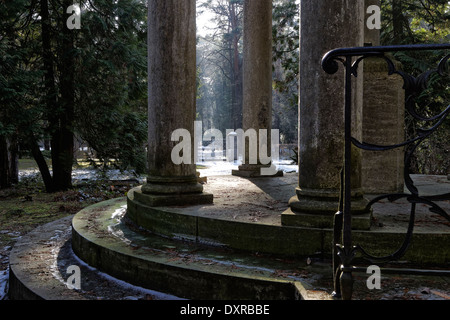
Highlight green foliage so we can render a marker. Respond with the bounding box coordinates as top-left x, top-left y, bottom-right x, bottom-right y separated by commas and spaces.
0, 0, 149, 187
74, 0, 148, 174
381, 0, 450, 174
381, 0, 450, 44
0, 1, 43, 138
272, 0, 299, 144
272, 0, 299, 99
78, 109, 147, 174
